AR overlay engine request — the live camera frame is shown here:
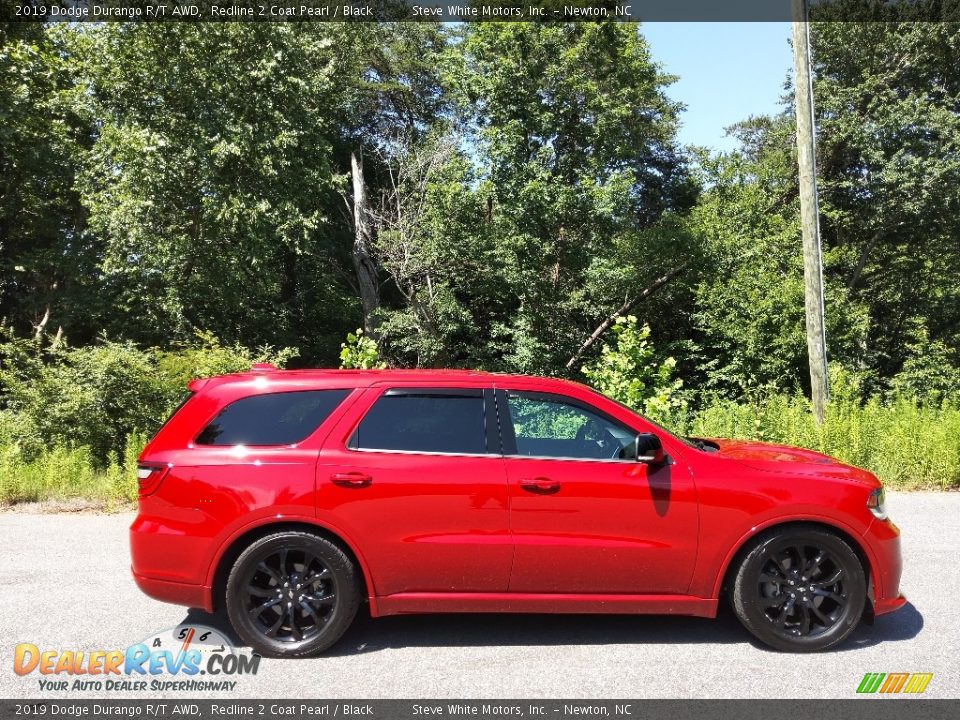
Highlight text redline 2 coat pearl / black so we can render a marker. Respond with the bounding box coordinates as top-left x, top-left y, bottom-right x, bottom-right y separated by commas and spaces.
130, 366, 905, 656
